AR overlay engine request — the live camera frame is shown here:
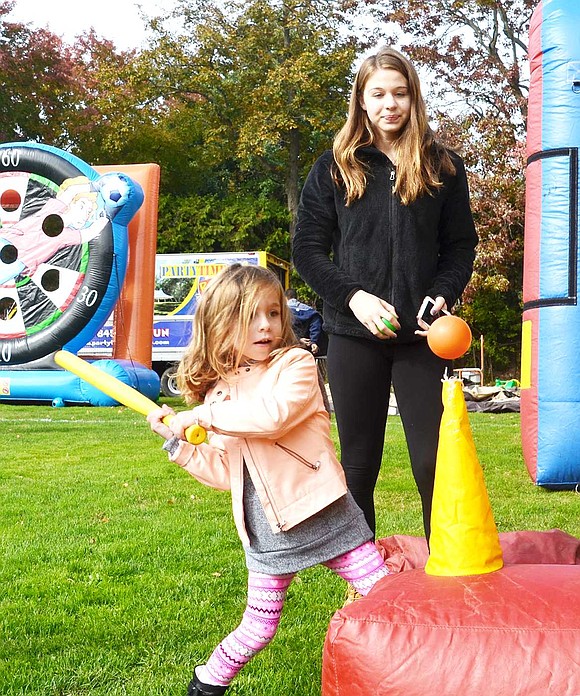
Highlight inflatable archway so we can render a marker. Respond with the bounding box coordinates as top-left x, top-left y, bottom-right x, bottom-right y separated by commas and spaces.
521, 0, 580, 487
